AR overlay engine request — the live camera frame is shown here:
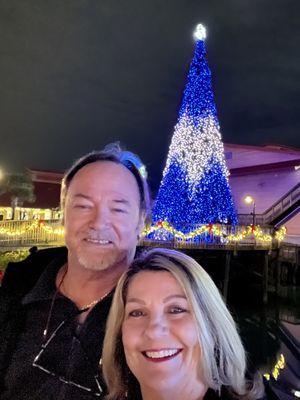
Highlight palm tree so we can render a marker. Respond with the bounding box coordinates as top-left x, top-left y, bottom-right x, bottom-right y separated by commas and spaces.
1, 172, 36, 219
